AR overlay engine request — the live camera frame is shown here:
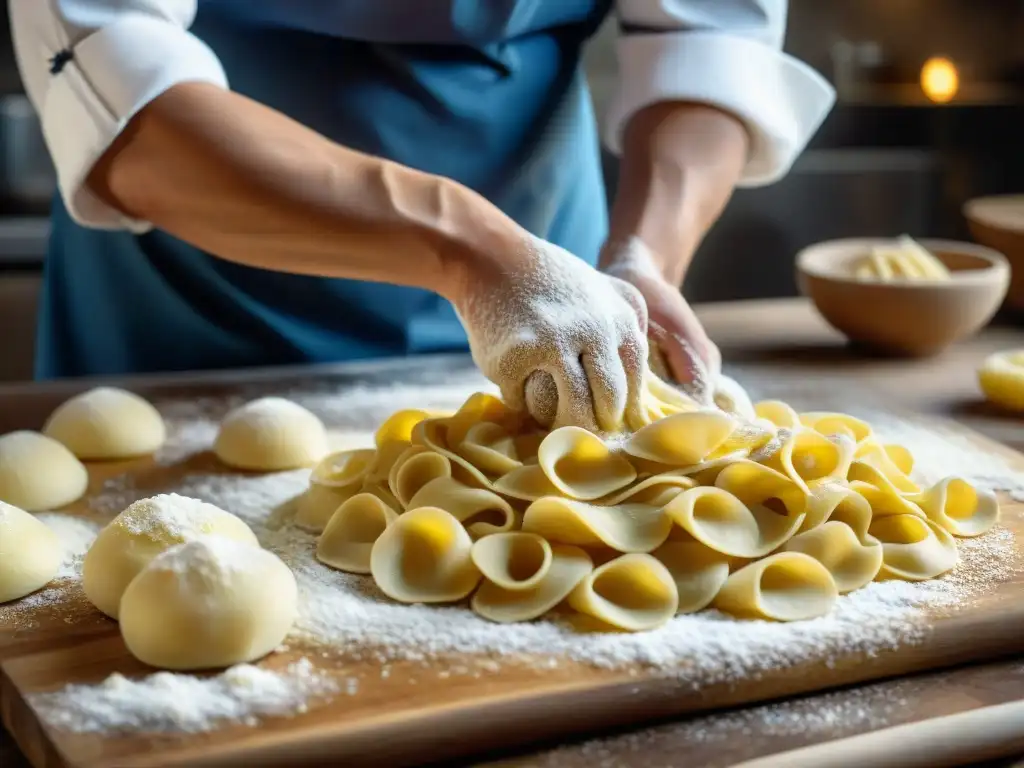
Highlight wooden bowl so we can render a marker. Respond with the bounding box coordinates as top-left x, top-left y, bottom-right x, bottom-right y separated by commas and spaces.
964, 195, 1024, 311
796, 238, 1009, 357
